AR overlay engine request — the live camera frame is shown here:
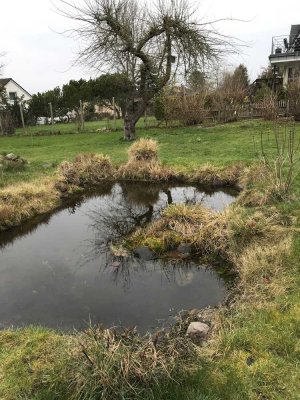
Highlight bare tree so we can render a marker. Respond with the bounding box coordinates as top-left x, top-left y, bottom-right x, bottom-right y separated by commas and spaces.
57, 0, 238, 139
